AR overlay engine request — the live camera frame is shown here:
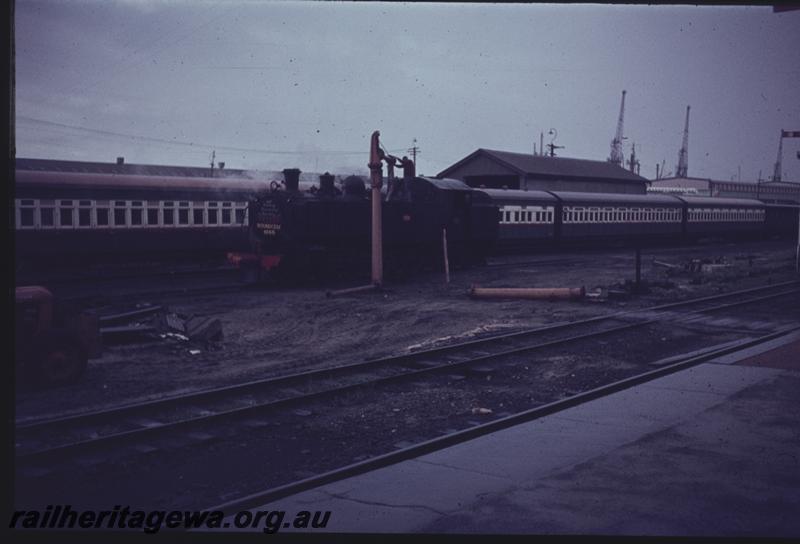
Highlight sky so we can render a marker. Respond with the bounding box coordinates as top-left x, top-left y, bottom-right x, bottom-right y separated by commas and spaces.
13, 1, 800, 181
